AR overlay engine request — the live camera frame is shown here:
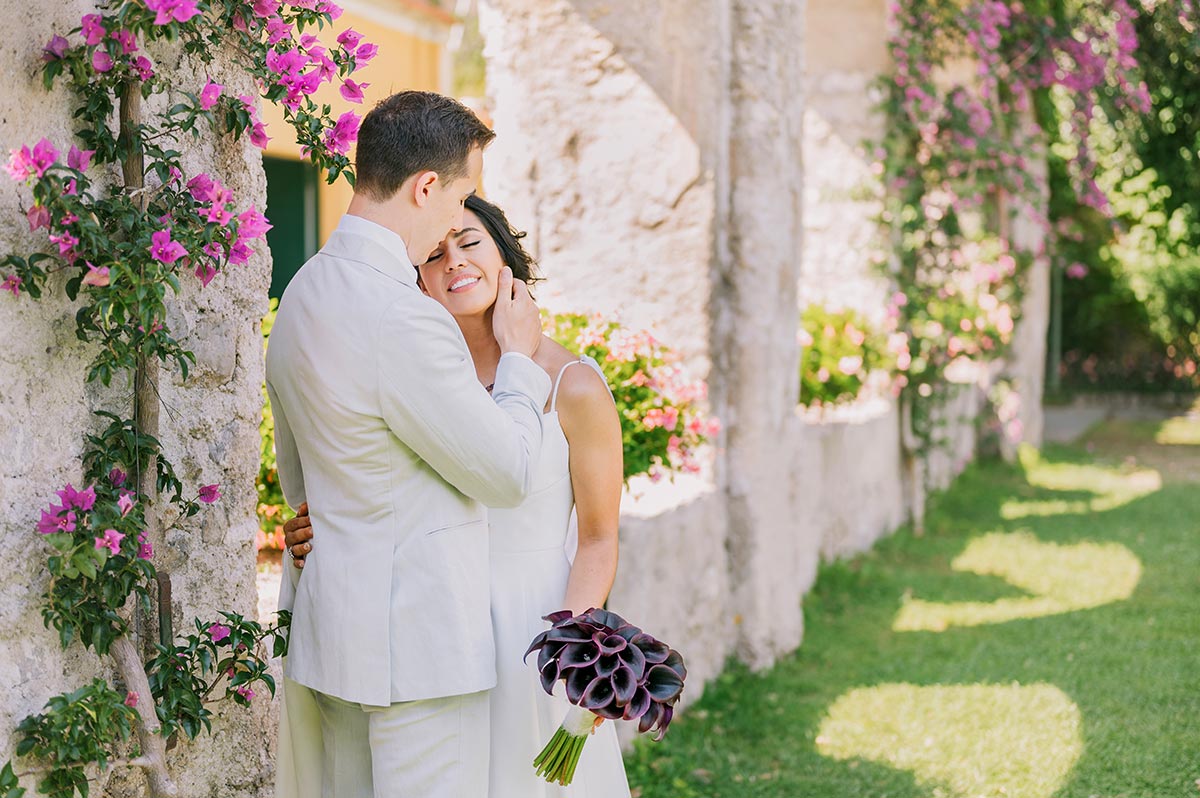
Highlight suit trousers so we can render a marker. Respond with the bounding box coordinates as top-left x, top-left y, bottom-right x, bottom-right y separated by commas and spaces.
278, 676, 490, 798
